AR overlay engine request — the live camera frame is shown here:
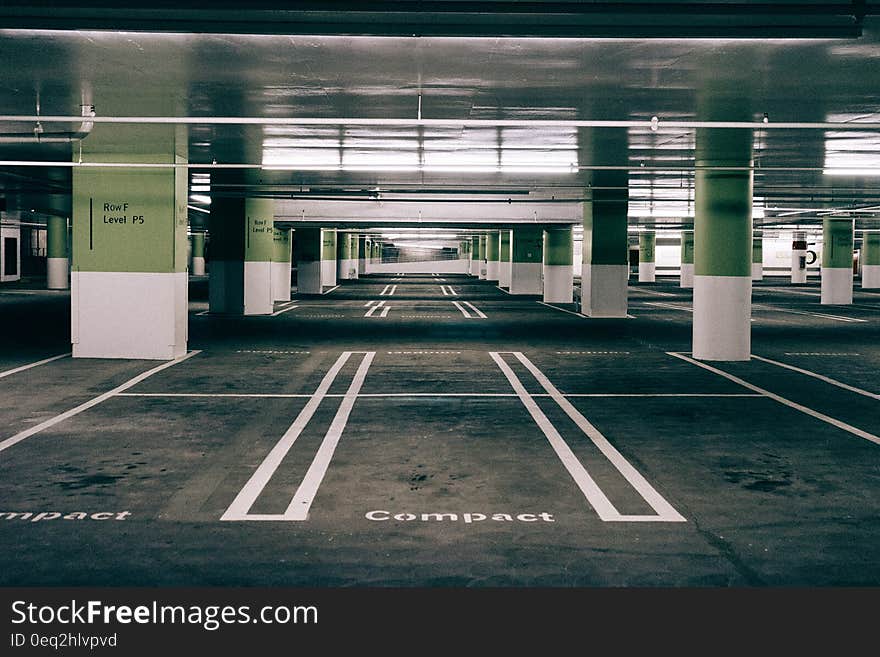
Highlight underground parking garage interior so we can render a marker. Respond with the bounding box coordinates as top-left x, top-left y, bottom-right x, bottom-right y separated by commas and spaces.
2, 0, 880, 636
